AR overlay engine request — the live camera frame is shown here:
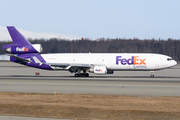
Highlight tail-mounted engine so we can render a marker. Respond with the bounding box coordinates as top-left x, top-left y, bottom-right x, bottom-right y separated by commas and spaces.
3, 44, 42, 54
